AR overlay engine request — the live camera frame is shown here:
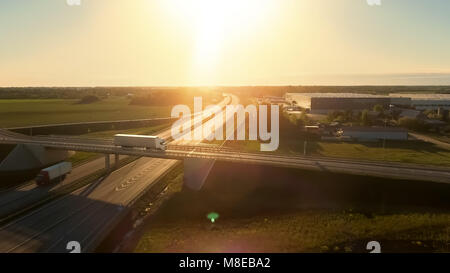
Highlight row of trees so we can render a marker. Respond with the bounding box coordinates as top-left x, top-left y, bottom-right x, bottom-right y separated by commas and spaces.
424, 109, 450, 122
325, 105, 442, 132
325, 104, 405, 126
286, 111, 312, 128
0, 87, 123, 99
129, 89, 222, 107
398, 117, 429, 131
0, 87, 223, 102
